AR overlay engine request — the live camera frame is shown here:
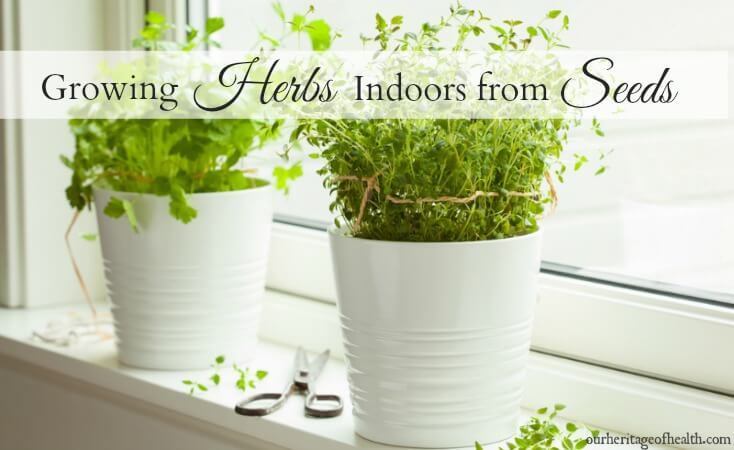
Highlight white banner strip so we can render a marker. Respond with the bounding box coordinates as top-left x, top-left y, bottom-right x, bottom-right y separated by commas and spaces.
0, 50, 728, 119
